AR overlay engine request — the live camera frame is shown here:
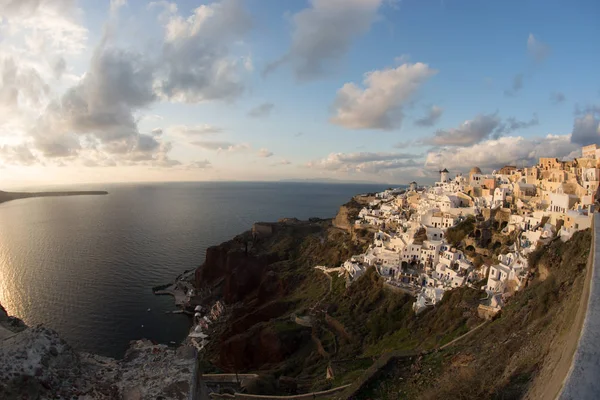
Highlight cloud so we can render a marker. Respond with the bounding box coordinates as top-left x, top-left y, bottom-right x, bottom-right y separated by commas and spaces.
550, 91, 566, 105
0, 0, 257, 169
148, 0, 178, 14
422, 113, 539, 147
191, 141, 250, 152
0, 1, 257, 168
0, 57, 49, 110
575, 104, 600, 116
186, 159, 212, 169
31, 43, 158, 158
167, 124, 223, 136
272, 159, 291, 166
0, 0, 88, 55
307, 151, 419, 173
571, 109, 600, 145
330, 62, 437, 130
394, 54, 411, 64
393, 140, 414, 149
155, 0, 252, 103
502, 35, 548, 99
414, 105, 443, 127
265, 0, 384, 80
51, 57, 66, 80
110, 0, 127, 13
502, 114, 539, 133
423, 113, 502, 146
527, 33, 550, 62
504, 73, 524, 97
425, 134, 578, 171
257, 148, 274, 158
294, 132, 304, 137
0, 144, 38, 166
25, 24, 179, 167
248, 102, 274, 118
